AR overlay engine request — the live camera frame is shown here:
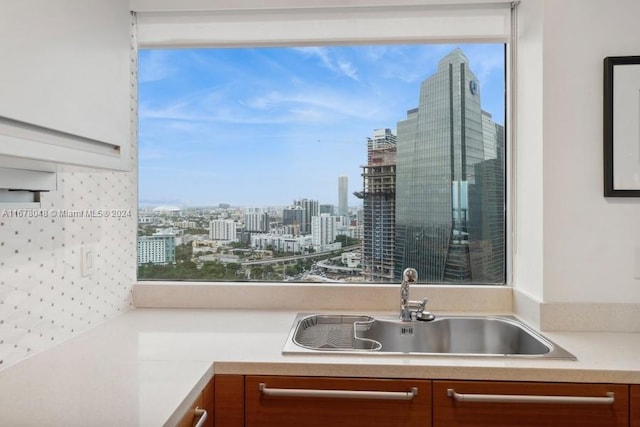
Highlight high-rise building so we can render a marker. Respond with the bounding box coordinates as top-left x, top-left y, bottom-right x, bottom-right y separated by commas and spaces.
244, 211, 269, 232
311, 213, 338, 247
338, 176, 348, 217
209, 219, 237, 241
137, 233, 175, 265
355, 128, 397, 282
282, 205, 303, 235
293, 198, 319, 235
319, 204, 335, 215
394, 49, 504, 283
